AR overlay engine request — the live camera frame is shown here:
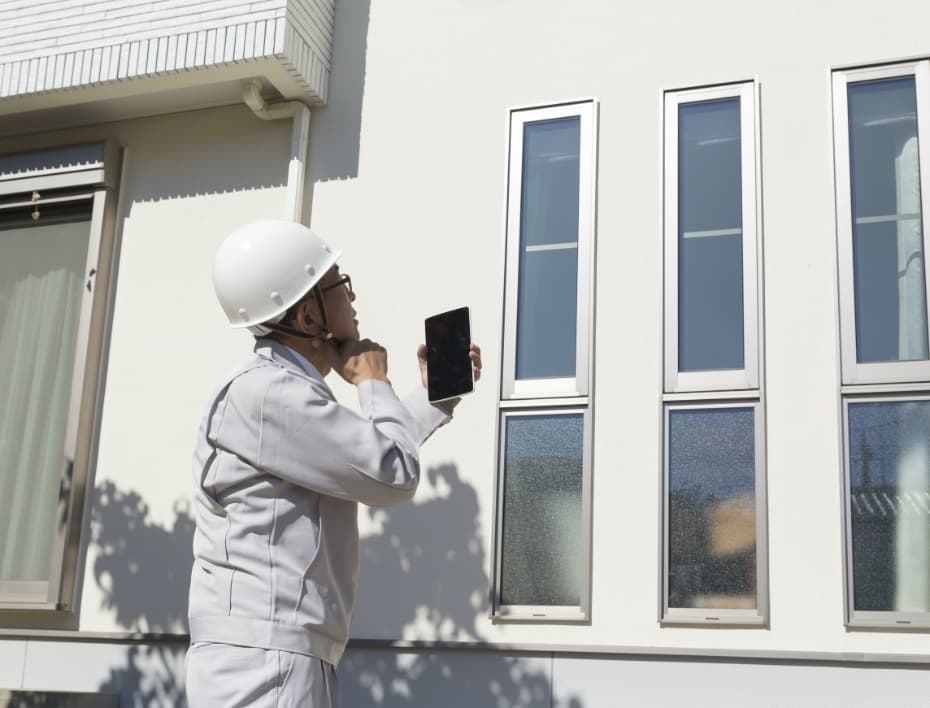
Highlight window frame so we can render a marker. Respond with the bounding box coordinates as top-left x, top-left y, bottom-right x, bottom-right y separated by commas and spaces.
841, 392, 930, 628
832, 61, 930, 386
0, 142, 121, 612
492, 99, 597, 622
660, 399, 769, 626
491, 405, 593, 622
834, 61, 930, 630
500, 100, 597, 400
660, 81, 768, 626
663, 82, 761, 394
